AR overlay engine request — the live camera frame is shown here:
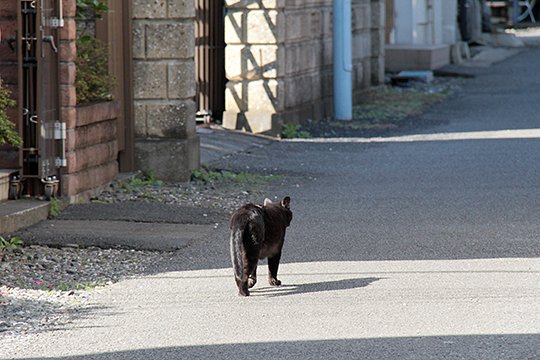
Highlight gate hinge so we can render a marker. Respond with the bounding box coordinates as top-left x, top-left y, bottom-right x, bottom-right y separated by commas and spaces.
48, 18, 65, 28
54, 122, 66, 140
